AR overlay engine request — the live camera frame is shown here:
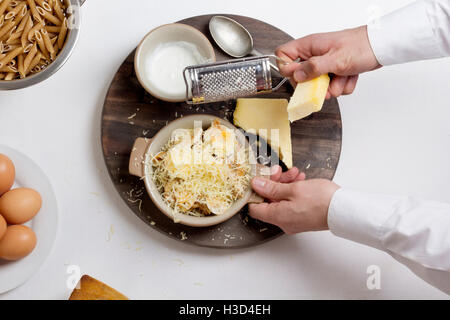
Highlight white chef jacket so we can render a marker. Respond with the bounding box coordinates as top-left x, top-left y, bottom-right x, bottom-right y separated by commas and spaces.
328, 0, 450, 294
